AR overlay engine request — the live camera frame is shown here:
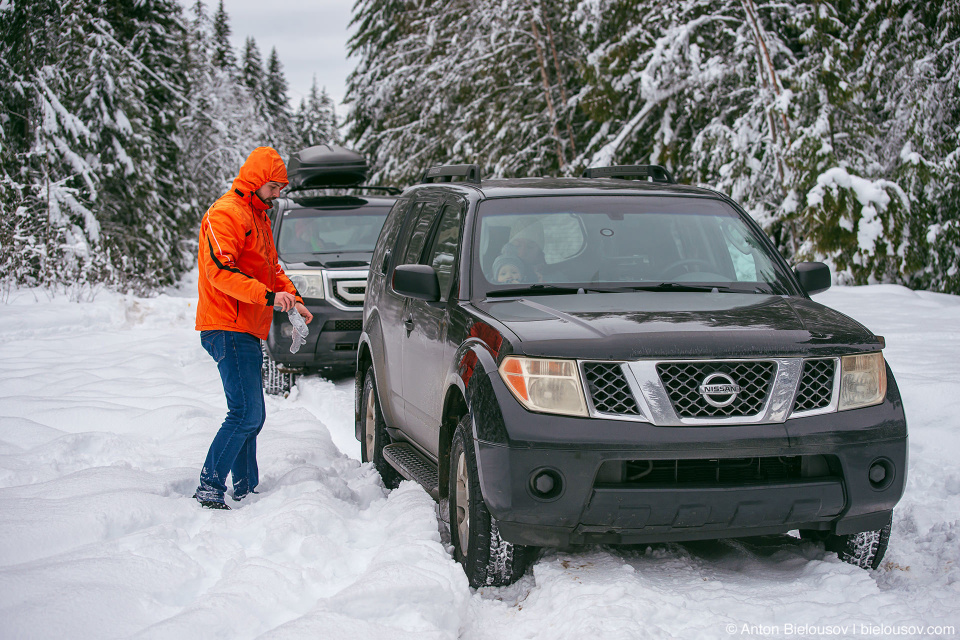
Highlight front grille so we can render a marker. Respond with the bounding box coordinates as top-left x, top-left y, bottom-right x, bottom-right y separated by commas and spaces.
793, 358, 837, 413
656, 360, 775, 418
324, 319, 363, 332
331, 280, 366, 307
583, 362, 640, 415
598, 456, 806, 486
